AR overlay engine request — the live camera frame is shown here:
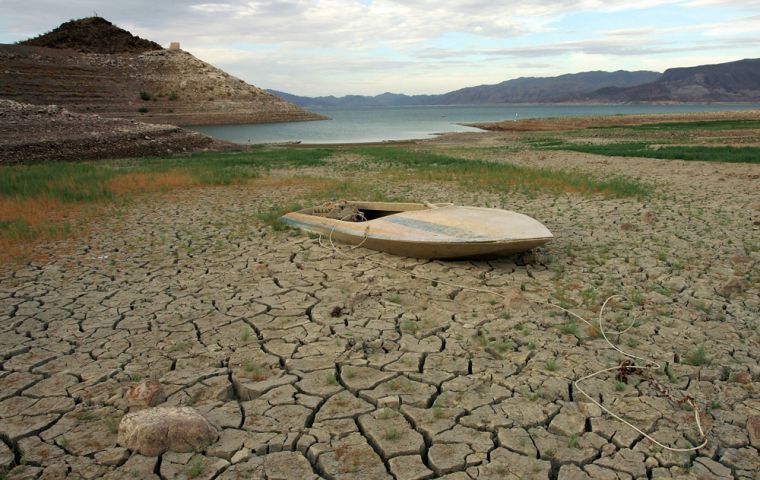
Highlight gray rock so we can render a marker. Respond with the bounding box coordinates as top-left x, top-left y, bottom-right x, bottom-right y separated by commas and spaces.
117, 406, 218, 456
